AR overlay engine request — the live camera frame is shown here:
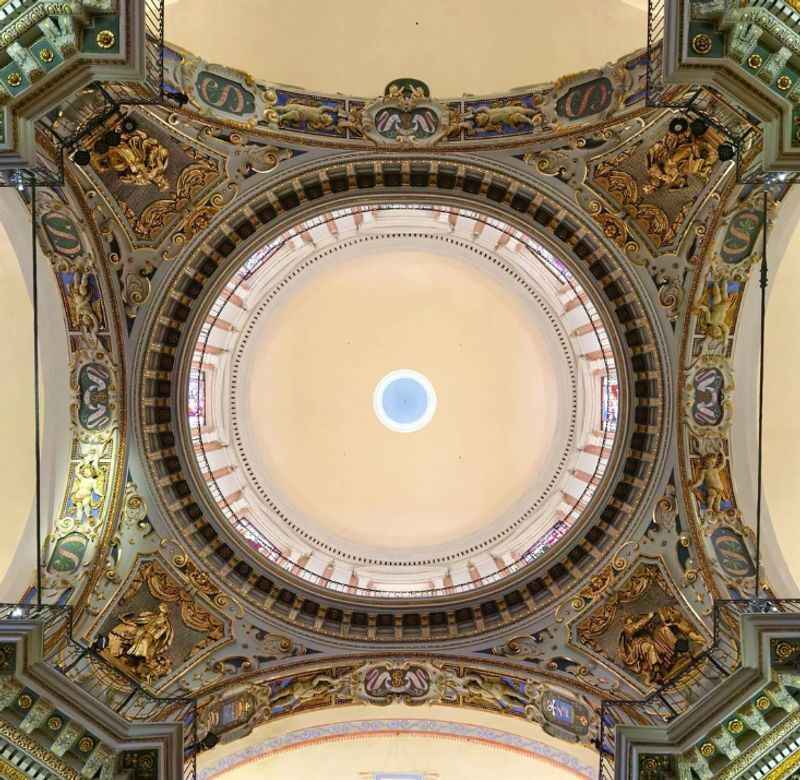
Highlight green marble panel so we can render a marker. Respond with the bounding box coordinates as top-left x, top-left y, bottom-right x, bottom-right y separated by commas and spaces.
30, 38, 63, 73
687, 21, 725, 59
81, 14, 120, 55
0, 62, 29, 97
